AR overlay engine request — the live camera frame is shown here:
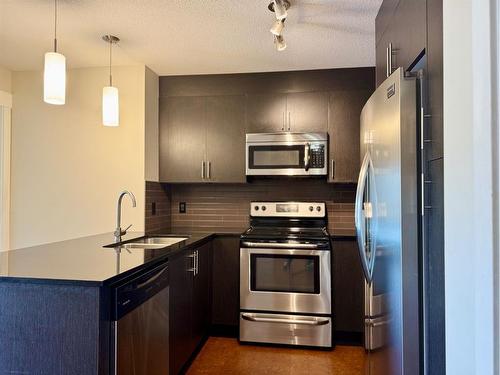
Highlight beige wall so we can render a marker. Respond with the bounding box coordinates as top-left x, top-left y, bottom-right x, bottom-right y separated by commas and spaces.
10, 66, 147, 249
0, 66, 12, 93
145, 66, 159, 182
